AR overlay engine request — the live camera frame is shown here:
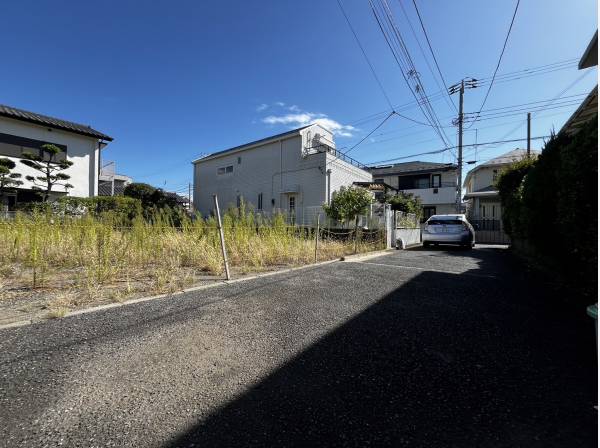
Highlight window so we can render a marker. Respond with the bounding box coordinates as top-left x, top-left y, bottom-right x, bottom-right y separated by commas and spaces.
431, 174, 441, 188
0, 132, 67, 162
237, 156, 241, 164
422, 206, 436, 222
217, 165, 234, 175
257, 193, 263, 210
289, 196, 295, 211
